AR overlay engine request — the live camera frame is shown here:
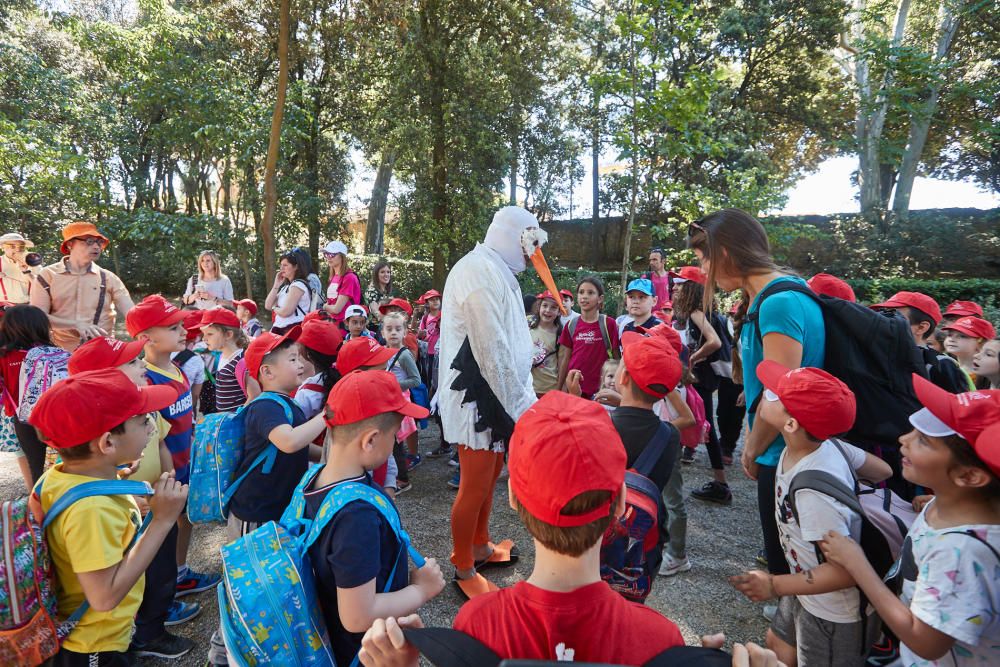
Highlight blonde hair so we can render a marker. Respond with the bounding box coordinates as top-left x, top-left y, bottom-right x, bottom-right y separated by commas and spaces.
601, 358, 620, 380
381, 311, 407, 329
197, 250, 223, 281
